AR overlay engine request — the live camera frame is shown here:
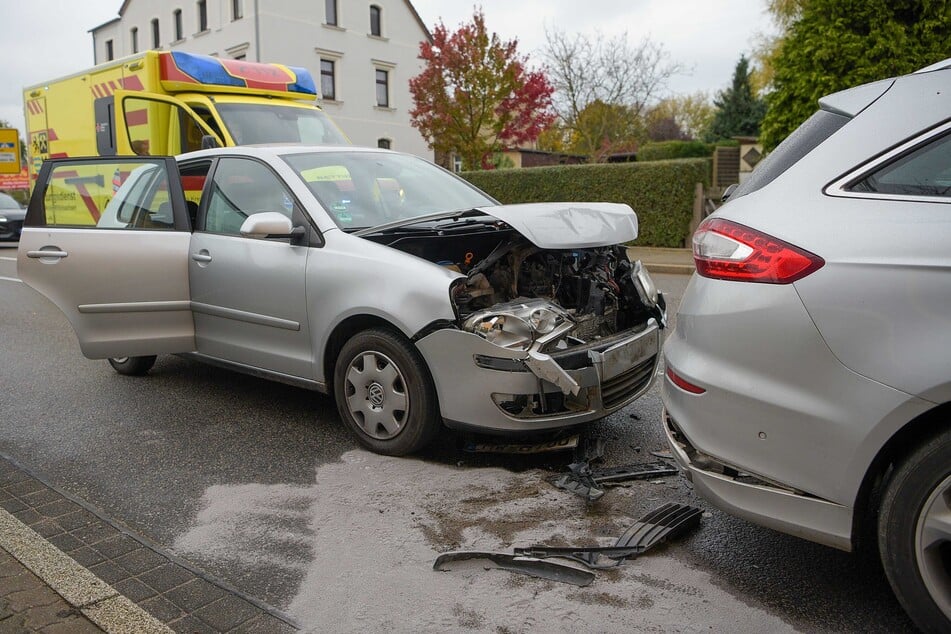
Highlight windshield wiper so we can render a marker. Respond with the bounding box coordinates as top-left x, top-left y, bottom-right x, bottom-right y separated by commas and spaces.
353, 208, 487, 237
